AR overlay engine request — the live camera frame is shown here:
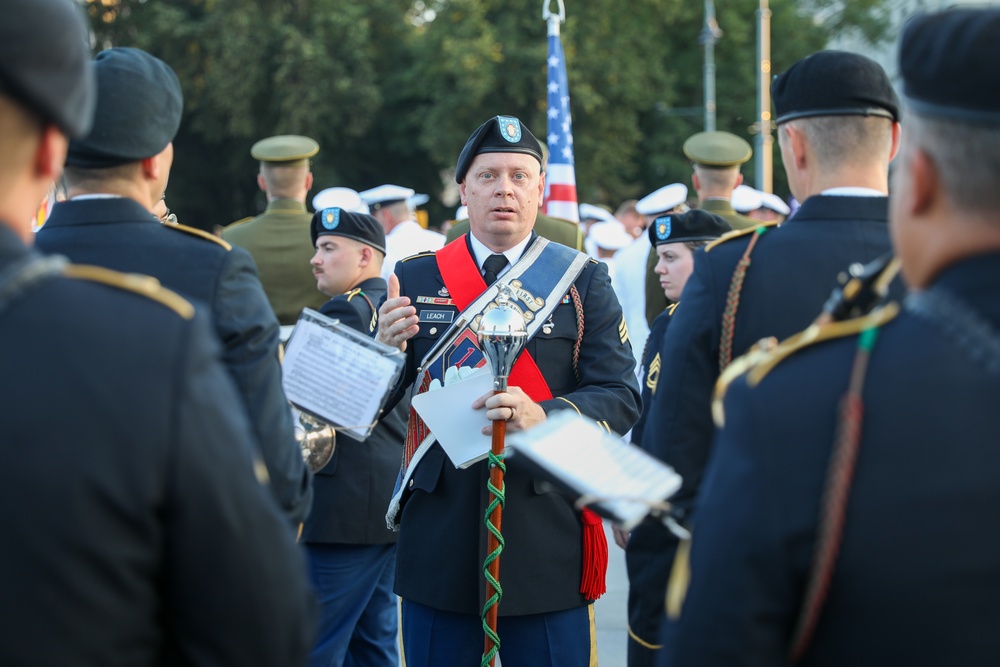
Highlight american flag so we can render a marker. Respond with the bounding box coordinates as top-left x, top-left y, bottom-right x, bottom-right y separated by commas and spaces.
543, 23, 580, 223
